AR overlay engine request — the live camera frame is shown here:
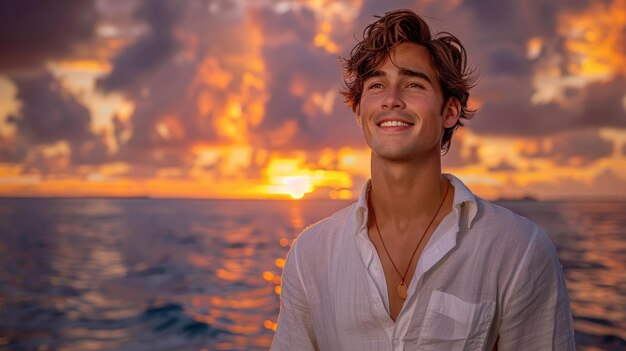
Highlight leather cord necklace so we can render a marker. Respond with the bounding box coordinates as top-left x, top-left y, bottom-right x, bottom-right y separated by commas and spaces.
368, 181, 450, 300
